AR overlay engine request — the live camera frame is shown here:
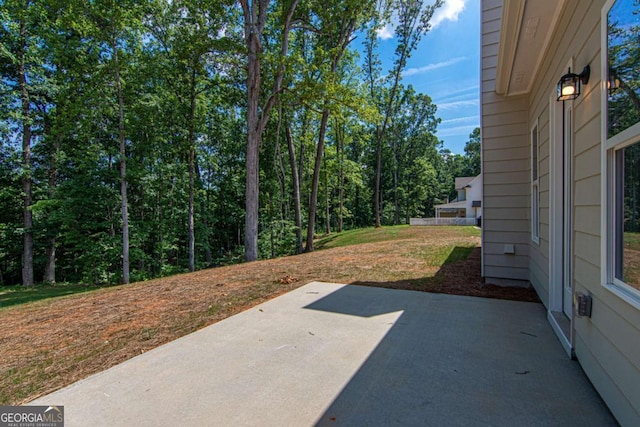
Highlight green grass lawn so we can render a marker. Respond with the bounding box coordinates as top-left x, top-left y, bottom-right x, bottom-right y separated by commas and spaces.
419, 244, 476, 267
0, 283, 98, 310
1, 225, 481, 310
315, 225, 480, 249
0, 224, 492, 405
624, 231, 640, 251
623, 231, 640, 287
